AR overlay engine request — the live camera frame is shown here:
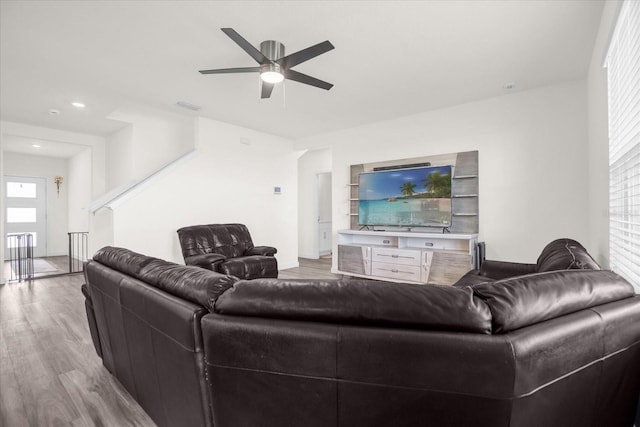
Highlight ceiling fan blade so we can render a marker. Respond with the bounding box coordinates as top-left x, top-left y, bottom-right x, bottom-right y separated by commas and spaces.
276, 40, 334, 69
221, 28, 270, 65
199, 67, 260, 74
284, 69, 333, 91
261, 82, 275, 99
